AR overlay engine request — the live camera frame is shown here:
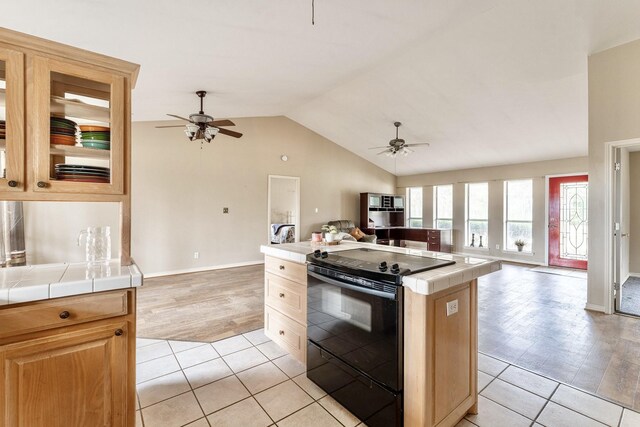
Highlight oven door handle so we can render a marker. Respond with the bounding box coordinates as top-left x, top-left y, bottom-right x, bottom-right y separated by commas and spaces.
307, 271, 397, 300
